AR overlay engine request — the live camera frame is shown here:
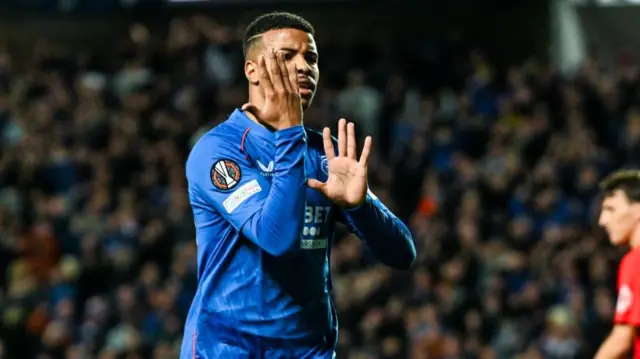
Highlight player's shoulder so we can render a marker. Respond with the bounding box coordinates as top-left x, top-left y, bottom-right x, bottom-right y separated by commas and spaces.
304, 128, 324, 150
304, 127, 338, 152
187, 116, 245, 170
619, 248, 640, 279
623, 247, 640, 265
